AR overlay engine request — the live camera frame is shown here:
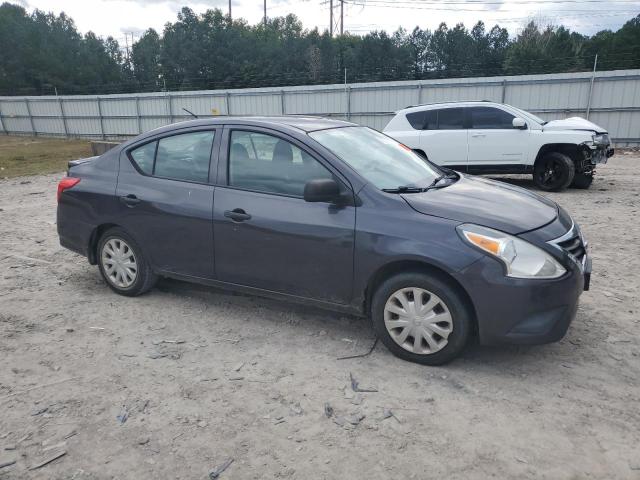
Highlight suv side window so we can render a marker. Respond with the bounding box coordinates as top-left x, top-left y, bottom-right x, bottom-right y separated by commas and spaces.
406, 111, 425, 130
436, 108, 465, 130
229, 130, 333, 197
469, 107, 515, 129
406, 109, 439, 130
